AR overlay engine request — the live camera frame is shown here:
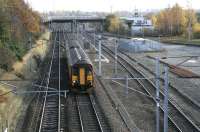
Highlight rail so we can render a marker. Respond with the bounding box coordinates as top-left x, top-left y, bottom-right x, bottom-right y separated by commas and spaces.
84, 32, 200, 132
